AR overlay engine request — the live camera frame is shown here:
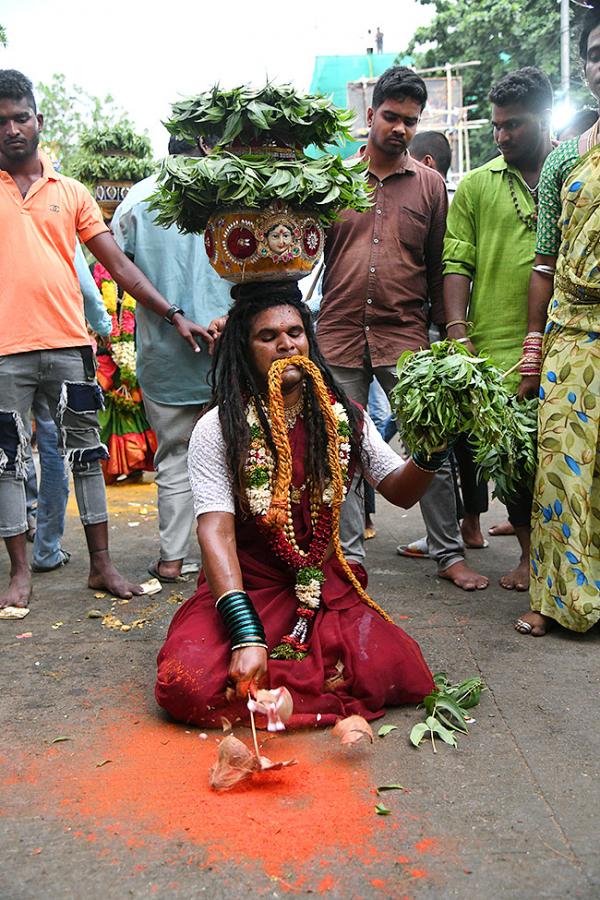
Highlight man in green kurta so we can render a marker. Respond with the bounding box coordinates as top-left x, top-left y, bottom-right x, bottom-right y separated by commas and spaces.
443, 67, 554, 591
